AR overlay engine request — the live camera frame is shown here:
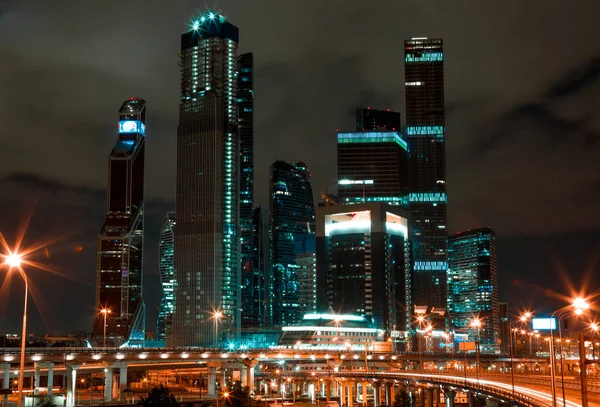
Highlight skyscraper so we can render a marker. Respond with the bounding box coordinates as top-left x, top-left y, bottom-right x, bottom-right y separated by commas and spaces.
241, 205, 266, 328
269, 161, 316, 327
448, 227, 499, 347
156, 212, 175, 345
337, 130, 409, 207
93, 97, 146, 347
316, 203, 411, 332
173, 11, 240, 346
404, 38, 448, 311
238, 52, 260, 328
356, 107, 401, 131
